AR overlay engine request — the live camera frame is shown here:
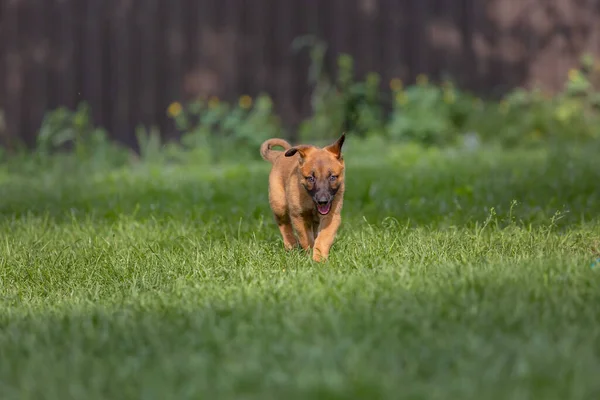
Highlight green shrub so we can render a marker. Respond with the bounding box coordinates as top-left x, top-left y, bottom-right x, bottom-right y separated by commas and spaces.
4, 103, 131, 175
166, 93, 283, 163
